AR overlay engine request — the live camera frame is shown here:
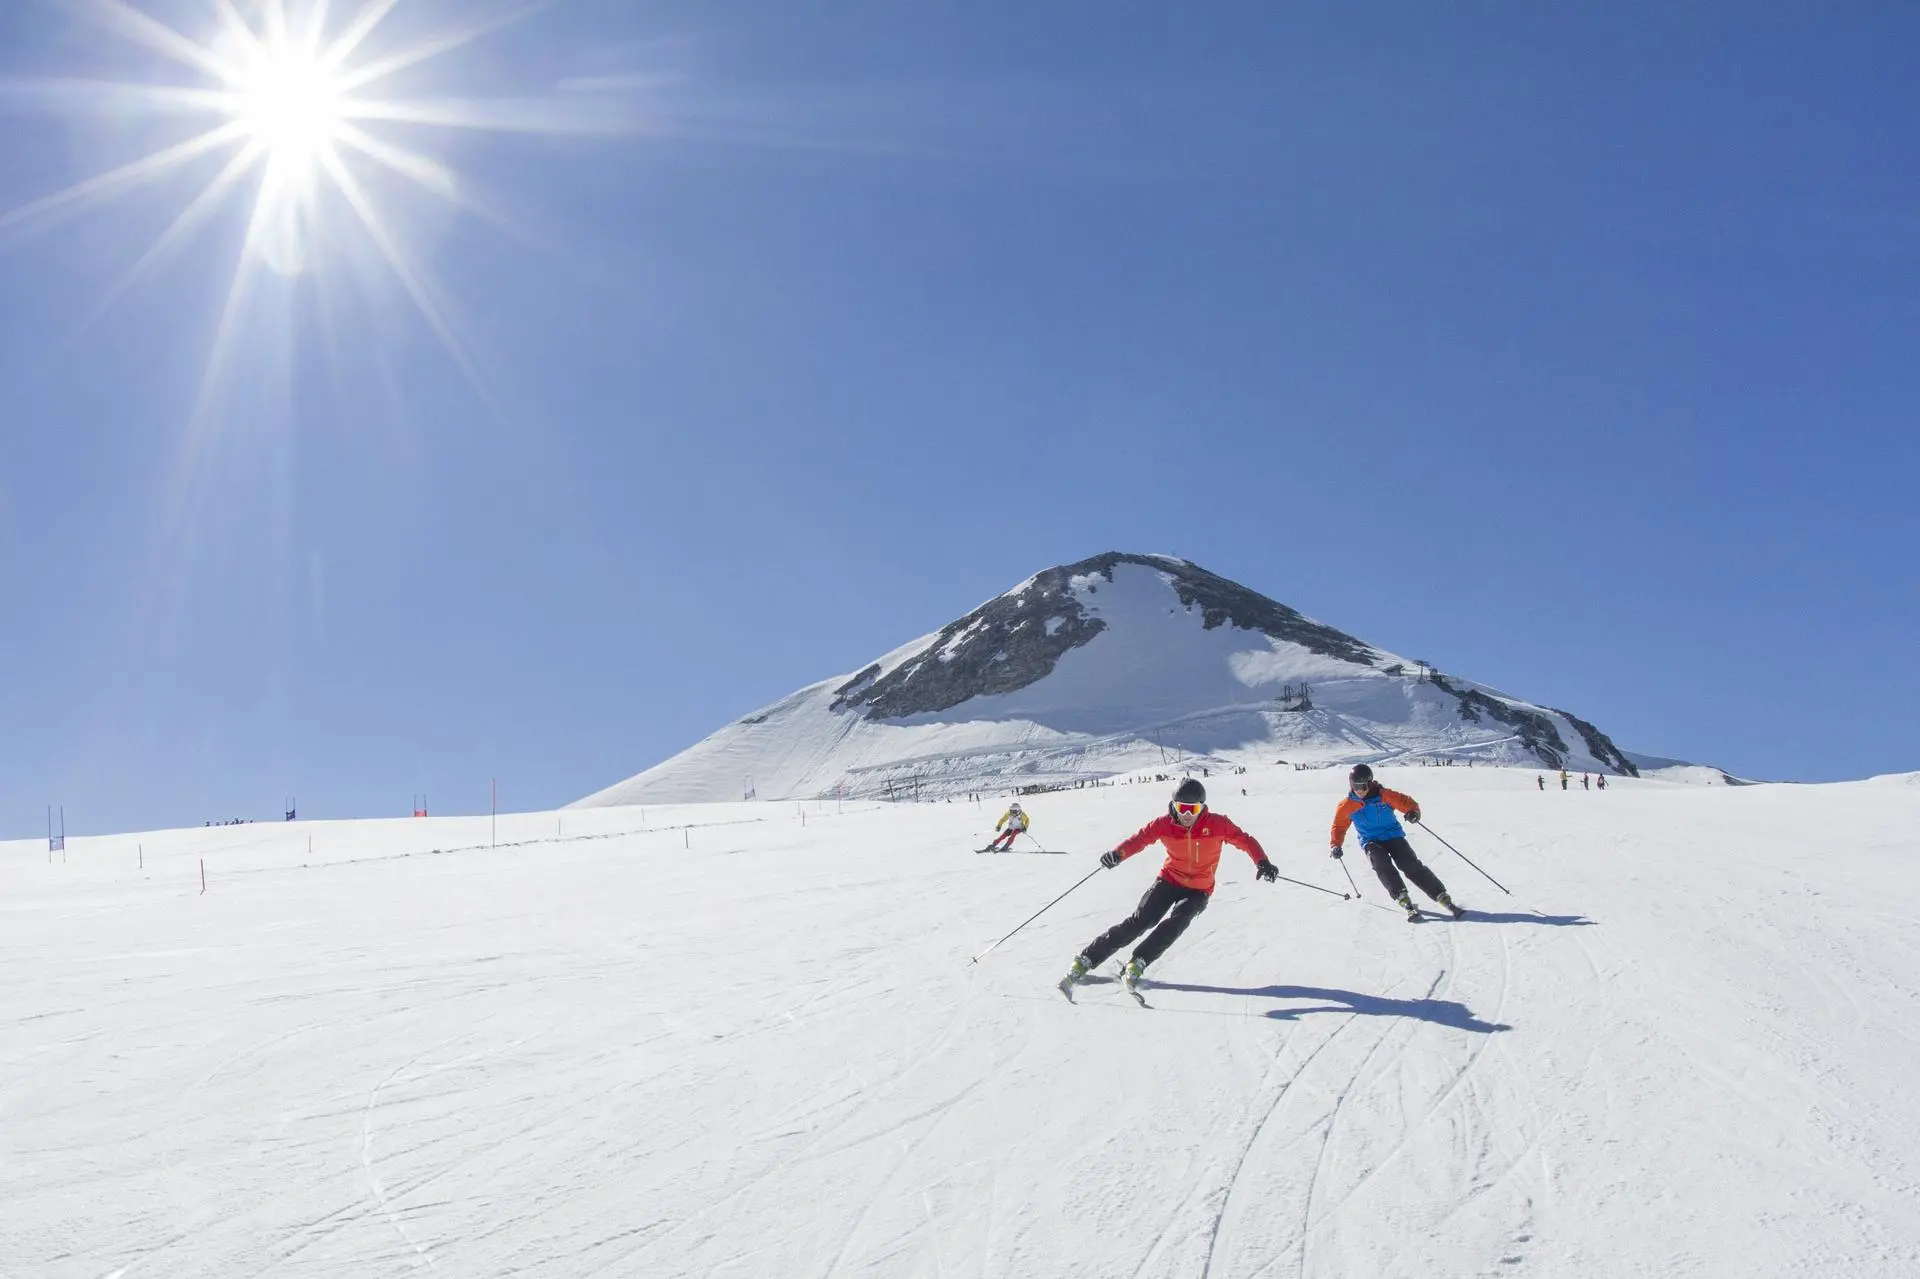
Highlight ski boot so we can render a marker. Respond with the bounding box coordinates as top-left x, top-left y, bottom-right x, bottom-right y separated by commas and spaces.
1437, 892, 1466, 919
1397, 893, 1422, 923
1058, 955, 1092, 1002
1121, 958, 1150, 1005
